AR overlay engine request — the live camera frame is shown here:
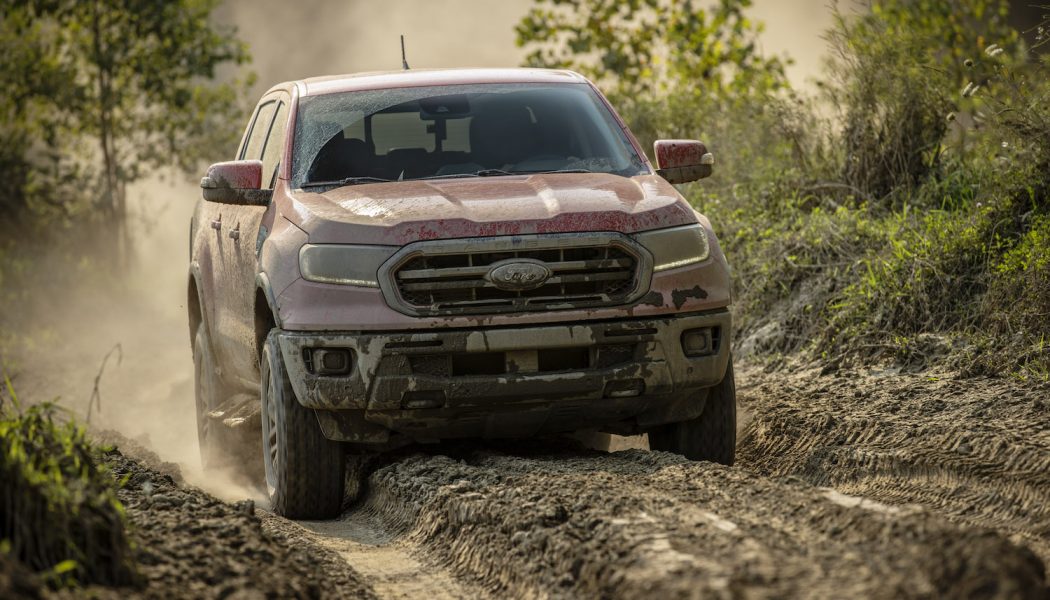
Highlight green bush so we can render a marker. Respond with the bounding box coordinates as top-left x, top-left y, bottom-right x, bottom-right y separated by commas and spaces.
668, 0, 1047, 376
0, 381, 139, 589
